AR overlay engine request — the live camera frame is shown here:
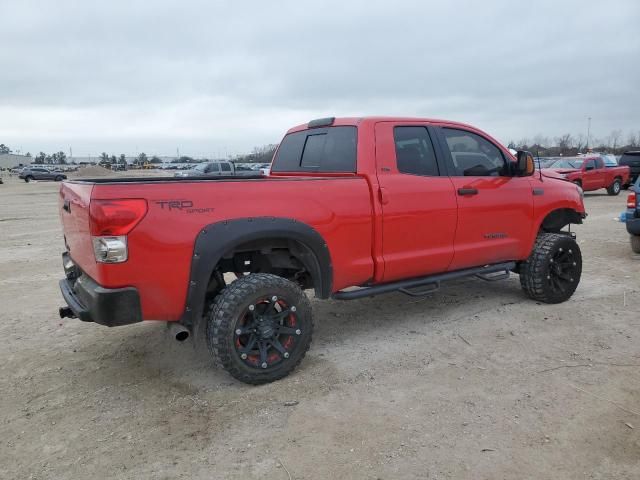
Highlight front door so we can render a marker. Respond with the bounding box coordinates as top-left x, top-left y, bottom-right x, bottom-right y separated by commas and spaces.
582, 158, 604, 190
375, 122, 458, 282
435, 126, 534, 270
